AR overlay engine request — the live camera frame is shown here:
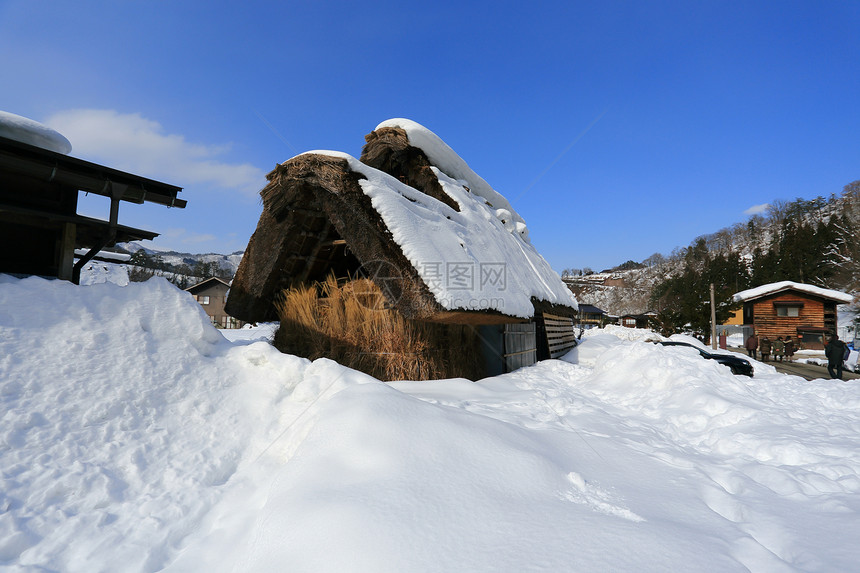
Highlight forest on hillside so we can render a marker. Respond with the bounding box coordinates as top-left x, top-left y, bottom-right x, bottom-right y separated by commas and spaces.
653, 179, 860, 336
571, 180, 860, 337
